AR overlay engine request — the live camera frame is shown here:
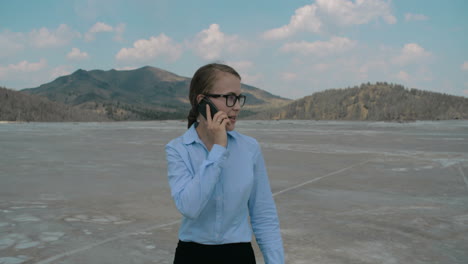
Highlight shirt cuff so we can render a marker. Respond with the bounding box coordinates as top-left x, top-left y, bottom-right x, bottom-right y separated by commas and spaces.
262, 247, 285, 264
207, 144, 229, 166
